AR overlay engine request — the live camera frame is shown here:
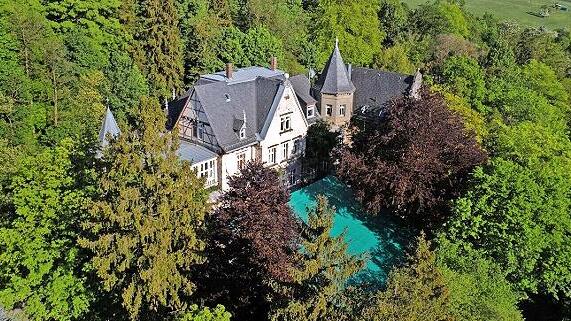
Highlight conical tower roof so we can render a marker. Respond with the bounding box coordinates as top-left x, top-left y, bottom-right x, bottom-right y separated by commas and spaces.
98, 107, 120, 147
316, 39, 355, 94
